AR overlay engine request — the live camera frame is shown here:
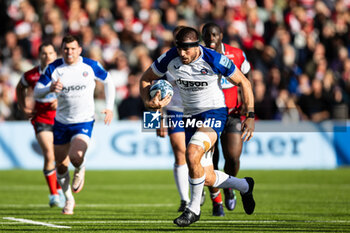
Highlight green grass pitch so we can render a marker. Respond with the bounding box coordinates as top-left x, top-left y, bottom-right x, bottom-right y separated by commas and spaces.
0, 169, 349, 232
